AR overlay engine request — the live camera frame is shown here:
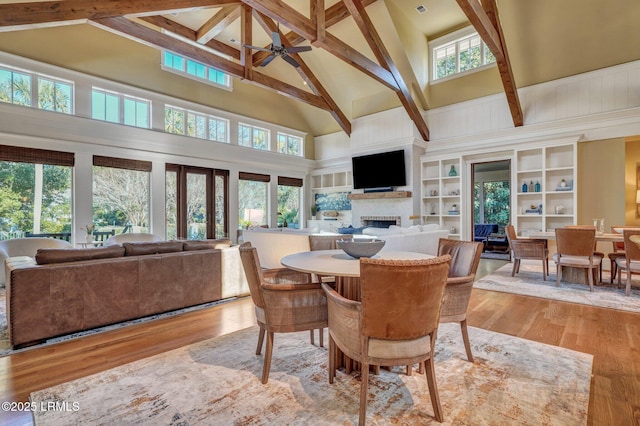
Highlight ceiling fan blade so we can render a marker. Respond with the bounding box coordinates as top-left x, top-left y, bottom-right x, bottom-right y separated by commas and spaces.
260, 54, 277, 67
283, 54, 301, 68
271, 31, 282, 48
286, 46, 312, 54
243, 44, 272, 52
